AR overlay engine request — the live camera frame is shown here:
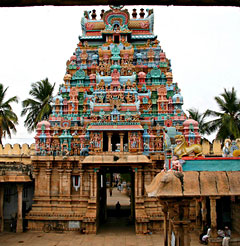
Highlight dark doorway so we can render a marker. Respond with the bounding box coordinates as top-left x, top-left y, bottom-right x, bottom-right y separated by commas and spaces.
217, 197, 231, 228
103, 132, 108, 152
97, 166, 135, 234
114, 35, 119, 43
112, 133, 120, 152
